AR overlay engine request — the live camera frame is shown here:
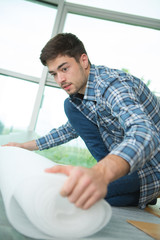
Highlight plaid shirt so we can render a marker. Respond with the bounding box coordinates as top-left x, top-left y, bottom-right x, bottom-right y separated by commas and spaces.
36, 64, 160, 209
